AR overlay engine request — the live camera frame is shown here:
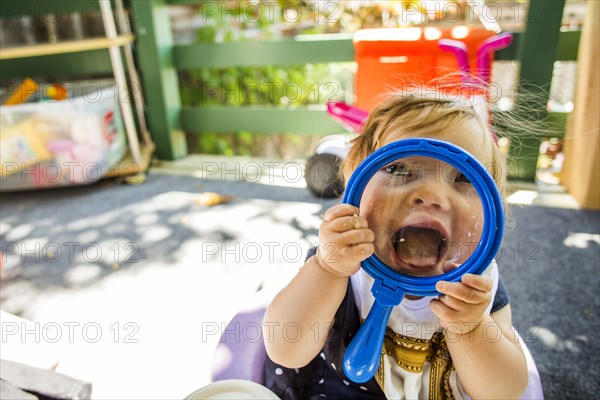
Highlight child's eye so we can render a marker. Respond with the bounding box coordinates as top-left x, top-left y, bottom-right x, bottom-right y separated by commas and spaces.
384, 163, 412, 177
454, 173, 472, 184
